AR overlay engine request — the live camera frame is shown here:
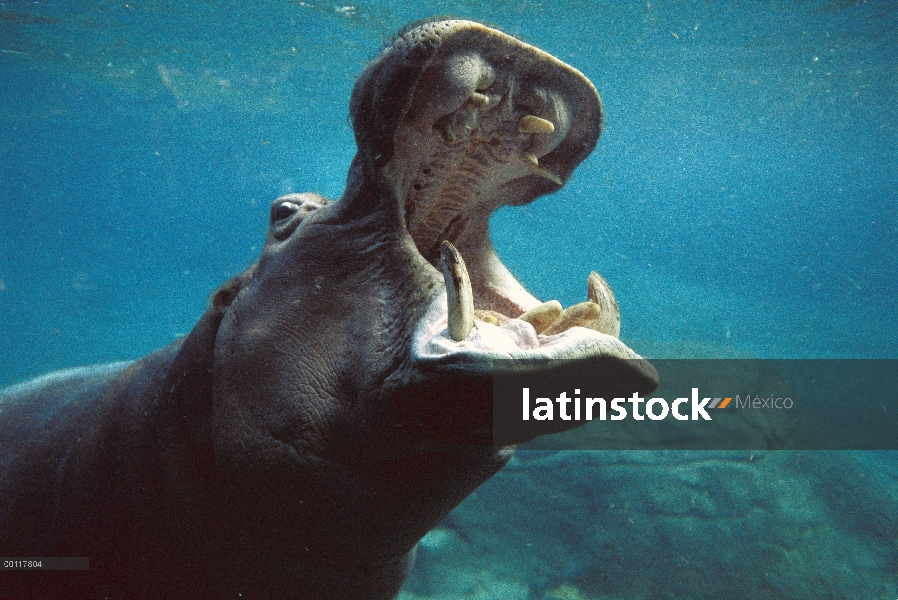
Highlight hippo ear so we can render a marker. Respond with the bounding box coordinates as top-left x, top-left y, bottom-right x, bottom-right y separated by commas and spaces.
211, 265, 256, 311
158, 265, 256, 480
